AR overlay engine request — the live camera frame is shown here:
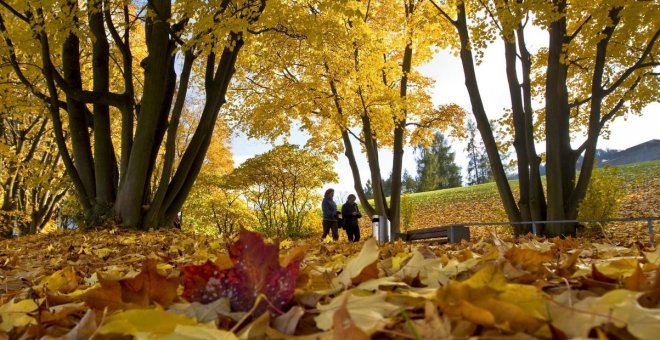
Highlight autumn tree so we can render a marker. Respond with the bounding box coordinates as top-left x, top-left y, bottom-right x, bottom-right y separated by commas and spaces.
168, 107, 254, 236
415, 131, 461, 192
0, 0, 271, 229
0, 93, 68, 236
226, 144, 337, 238
228, 0, 462, 238
431, 0, 659, 236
